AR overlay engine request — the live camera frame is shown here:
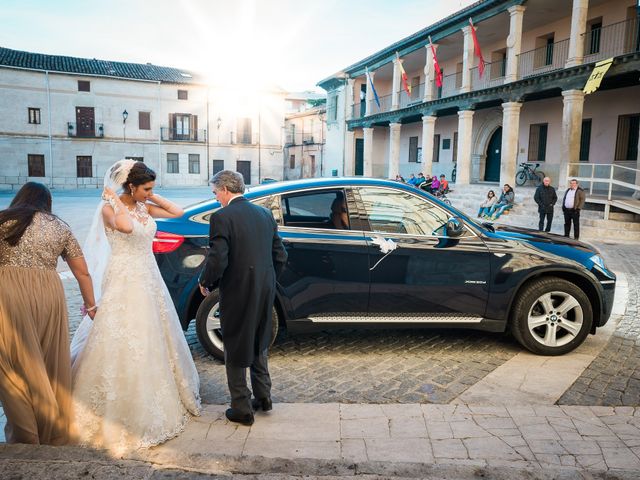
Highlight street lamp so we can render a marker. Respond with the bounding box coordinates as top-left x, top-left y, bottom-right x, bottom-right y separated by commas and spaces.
122, 109, 128, 141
